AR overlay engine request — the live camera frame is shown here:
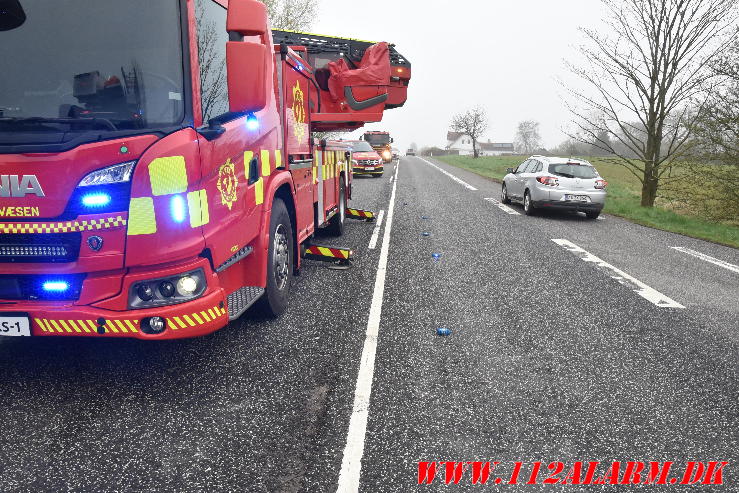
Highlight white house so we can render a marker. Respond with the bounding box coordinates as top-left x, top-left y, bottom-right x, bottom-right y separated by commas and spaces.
446, 132, 515, 156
